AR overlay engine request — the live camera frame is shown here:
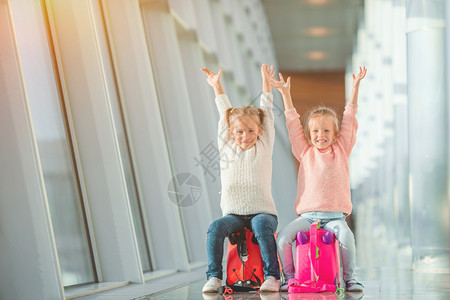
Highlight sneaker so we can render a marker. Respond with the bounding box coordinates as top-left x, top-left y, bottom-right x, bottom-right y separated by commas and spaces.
346, 279, 364, 292
260, 276, 281, 292
202, 277, 221, 293
280, 281, 289, 292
